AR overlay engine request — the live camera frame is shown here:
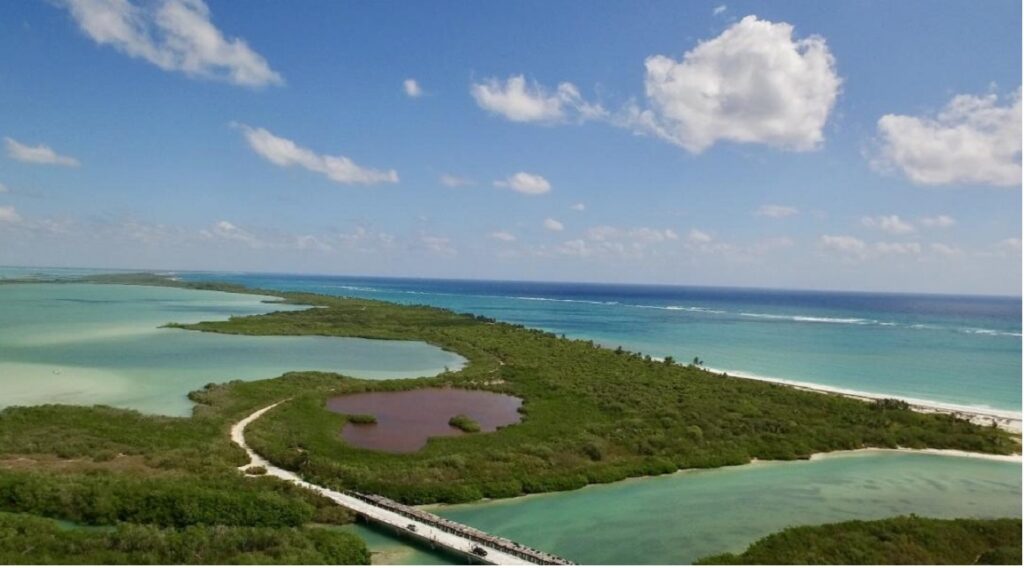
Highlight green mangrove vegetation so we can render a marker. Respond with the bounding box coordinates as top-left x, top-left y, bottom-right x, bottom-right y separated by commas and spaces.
697, 516, 1022, 565
448, 415, 481, 433
0, 512, 369, 564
